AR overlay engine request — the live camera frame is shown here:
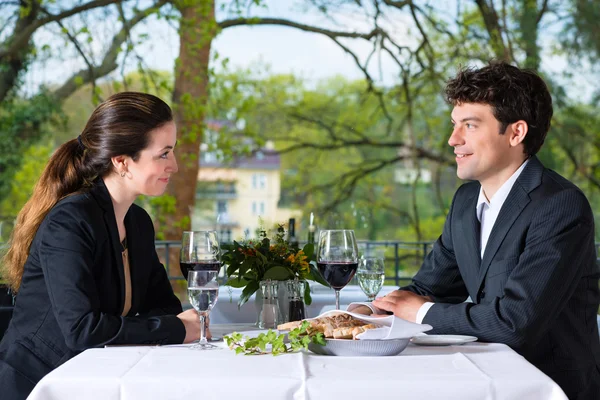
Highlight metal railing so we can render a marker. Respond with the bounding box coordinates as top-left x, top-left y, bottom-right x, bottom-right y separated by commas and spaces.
156, 240, 435, 287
